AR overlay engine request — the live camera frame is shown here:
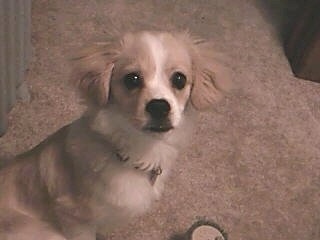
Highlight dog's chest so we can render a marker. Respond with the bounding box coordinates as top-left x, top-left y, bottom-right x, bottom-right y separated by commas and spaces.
85, 140, 177, 221
67, 120, 179, 222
